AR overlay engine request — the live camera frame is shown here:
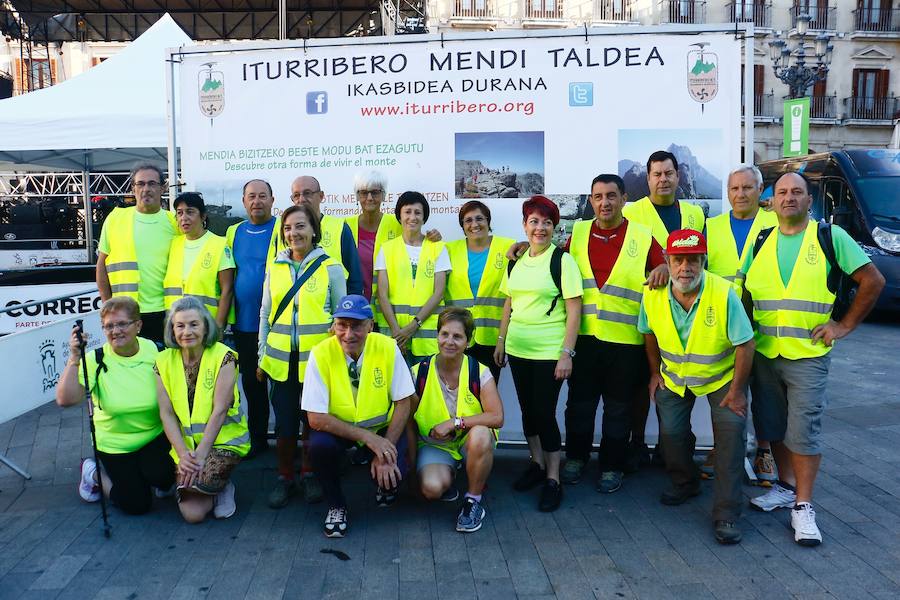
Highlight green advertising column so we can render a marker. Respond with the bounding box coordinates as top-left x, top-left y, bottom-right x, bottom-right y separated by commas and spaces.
783, 97, 810, 157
